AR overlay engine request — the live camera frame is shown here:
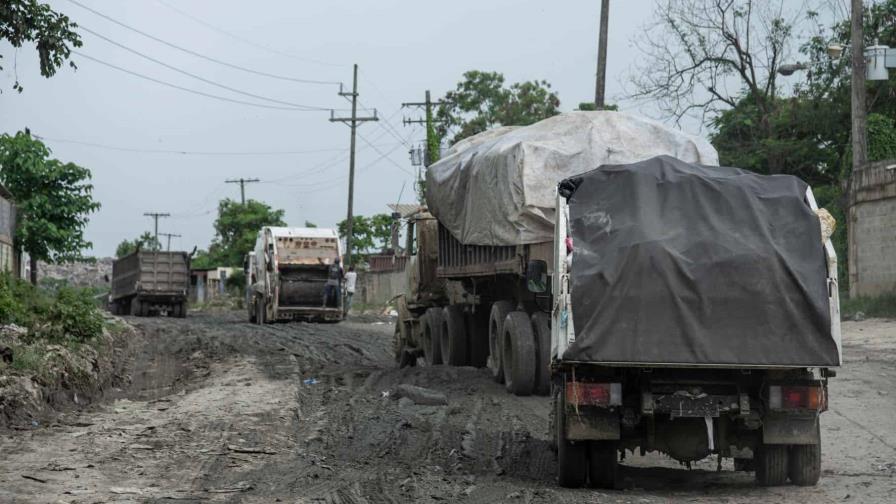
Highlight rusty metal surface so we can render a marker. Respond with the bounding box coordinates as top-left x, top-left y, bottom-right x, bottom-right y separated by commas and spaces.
368, 255, 408, 273
277, 266, 329, 307
565, 407, 620, 440
111, 251, 190, 301
435, 223, 524, 278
